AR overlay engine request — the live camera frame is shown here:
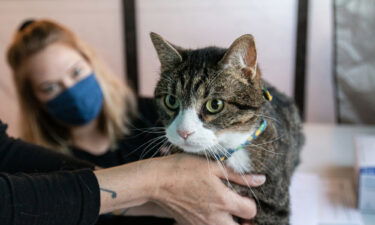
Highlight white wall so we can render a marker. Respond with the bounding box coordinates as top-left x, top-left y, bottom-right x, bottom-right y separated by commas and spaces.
305, 0, 336, 123
0, 0, 124, 136
136, 0, 298, 98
